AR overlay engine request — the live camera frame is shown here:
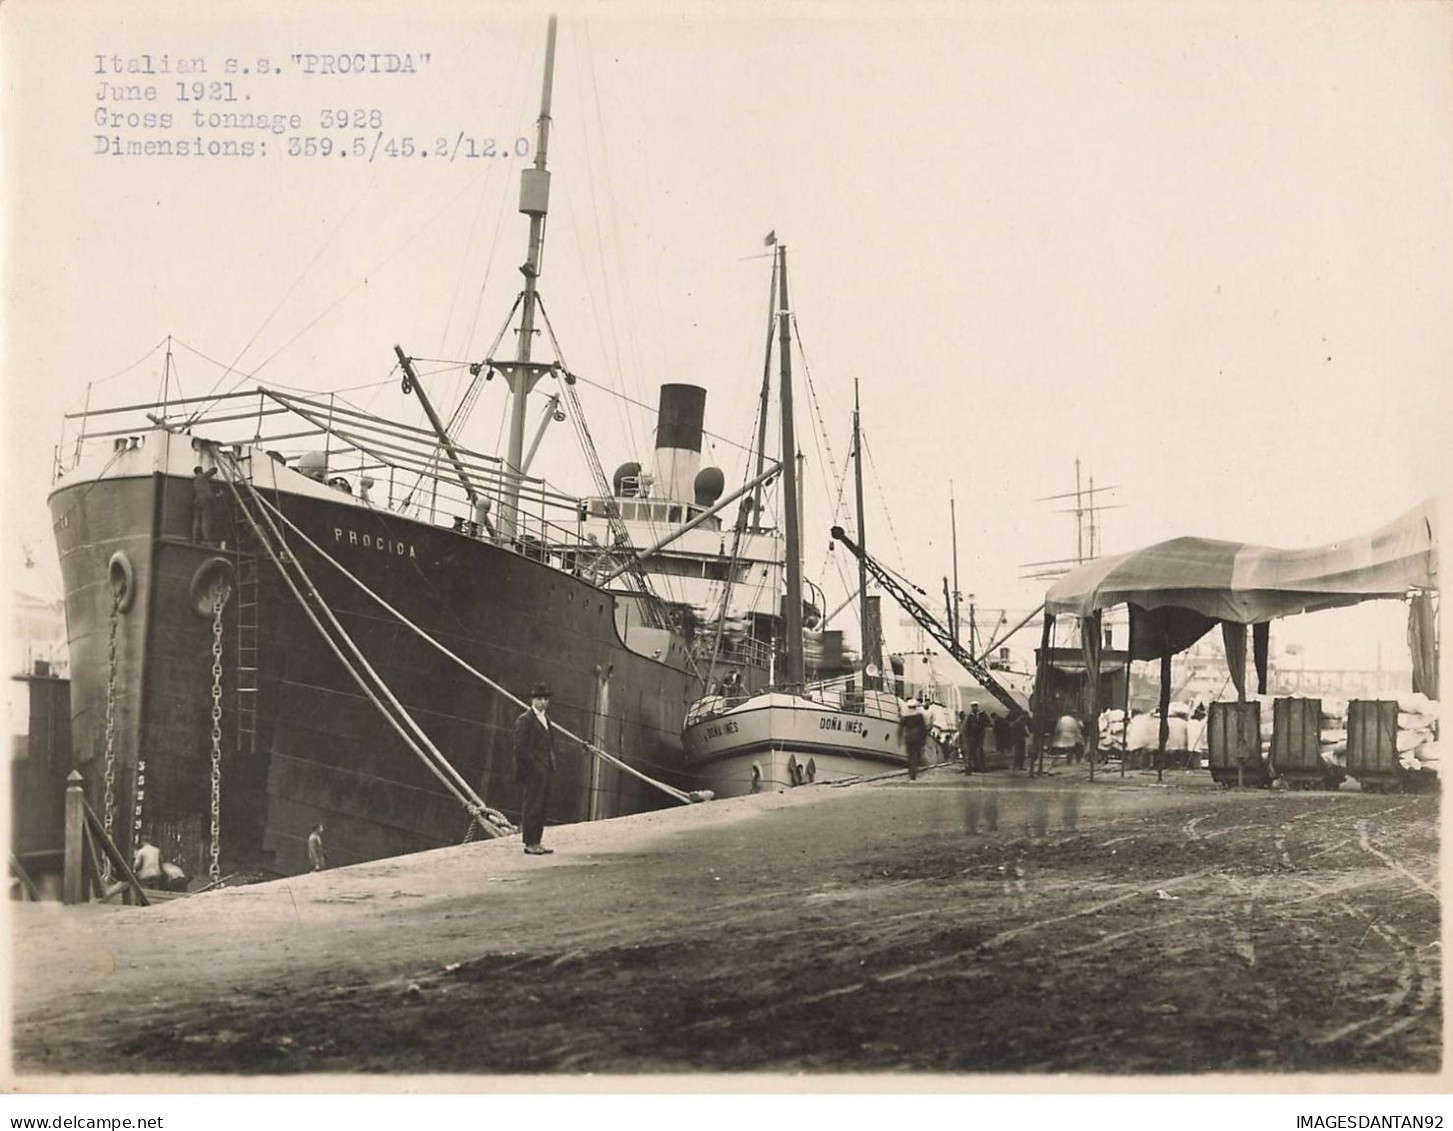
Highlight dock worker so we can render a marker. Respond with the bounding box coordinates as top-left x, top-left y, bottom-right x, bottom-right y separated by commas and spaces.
992, 712, 1011, 762
1009, 711, 1031, 771
160, 860, 189, 893
963, 703, 988, 773
191, 463, 220, 544
513, 682, 558, 855
1051, 714, 1086, 765
133, 833, 163, 888
900, 698, 928, 781
307, 823, 328, 871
